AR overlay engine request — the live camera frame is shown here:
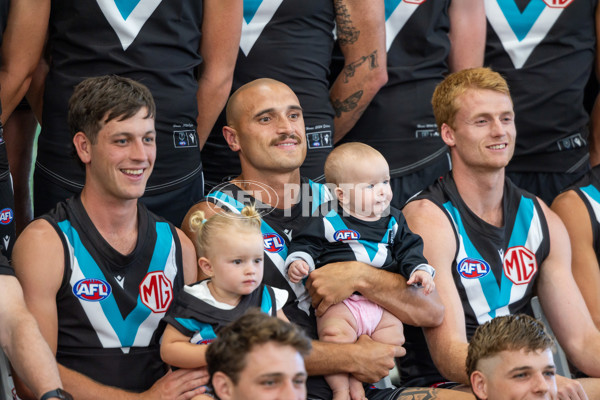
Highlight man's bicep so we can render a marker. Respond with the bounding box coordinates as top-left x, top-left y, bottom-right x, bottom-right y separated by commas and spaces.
12, 220, 63, 352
